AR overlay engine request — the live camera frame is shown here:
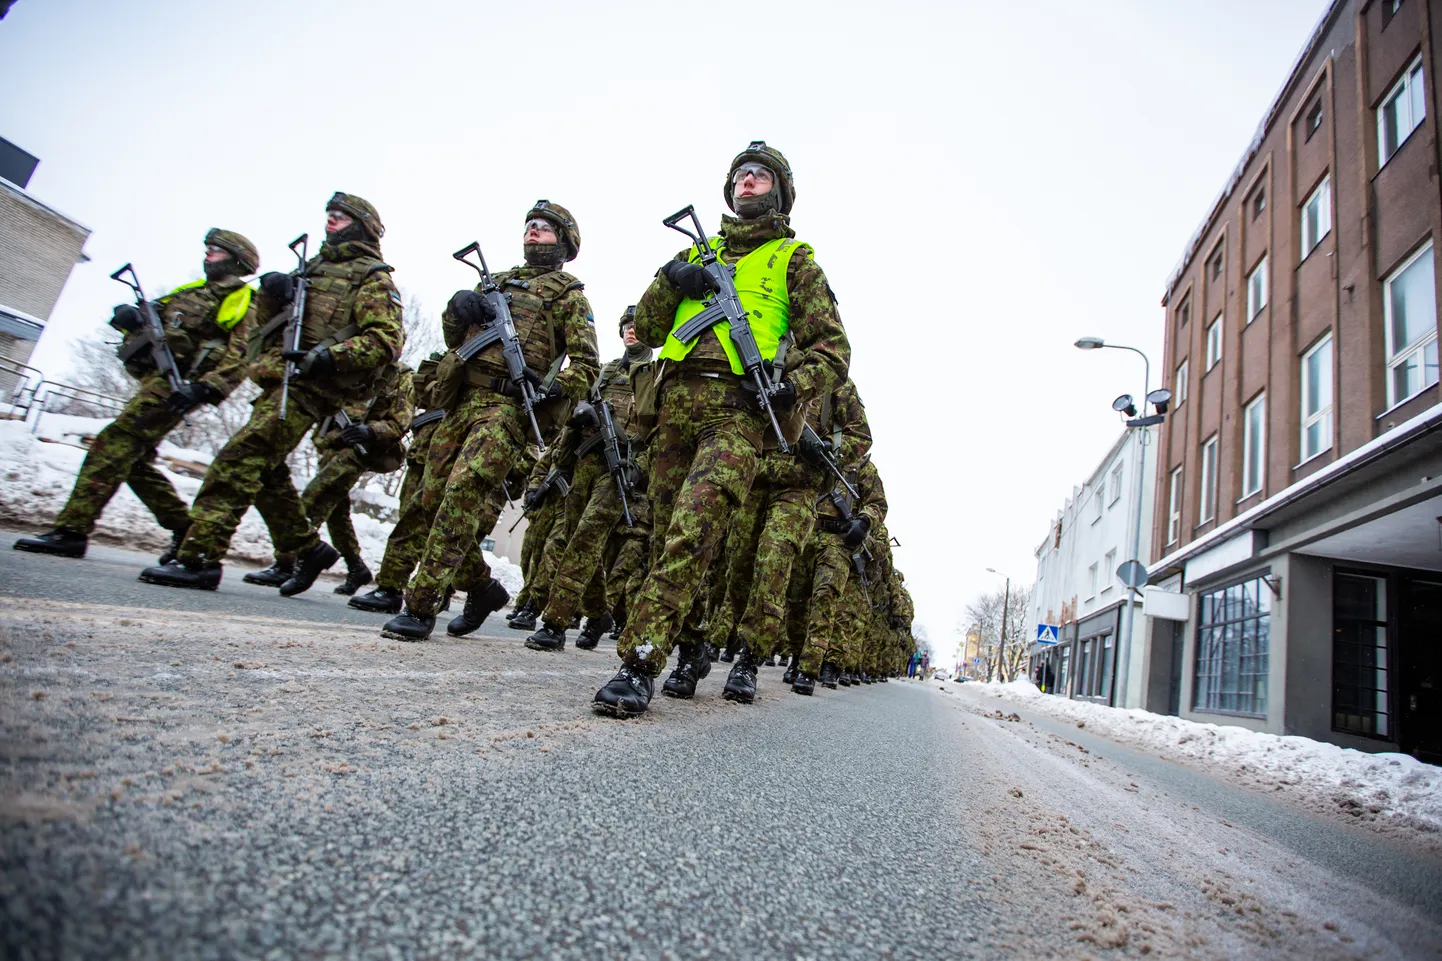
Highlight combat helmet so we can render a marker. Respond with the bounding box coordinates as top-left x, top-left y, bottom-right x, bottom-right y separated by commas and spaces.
326, 192, 385, 242
723, 140, 795, 218
204, 228, 260, 276
524, 200, 581, 267
619, 305, 637, 337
